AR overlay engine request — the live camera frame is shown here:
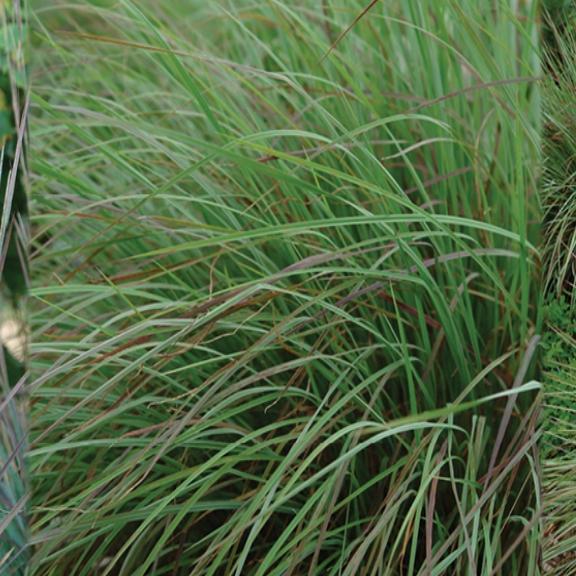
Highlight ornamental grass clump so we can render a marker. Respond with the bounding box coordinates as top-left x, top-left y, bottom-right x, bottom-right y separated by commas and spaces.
30, 1, 541, 574
540, 2, 576, 572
